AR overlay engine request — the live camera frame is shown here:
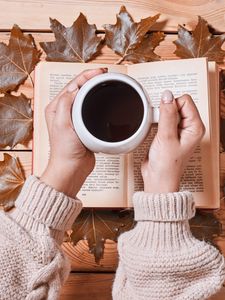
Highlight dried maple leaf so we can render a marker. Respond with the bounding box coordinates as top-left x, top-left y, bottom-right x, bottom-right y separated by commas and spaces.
0, 153, 25, 211
0, 94, 33, 148
190, 210, 221, 246
174, 16, 225, 62
123, 32, 165, 63
117, 209, 135, 234
0, 25, 41, 93
40, 13, 102, 62
70, 209, 134, 263
103, 6, 161, 64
